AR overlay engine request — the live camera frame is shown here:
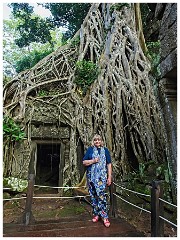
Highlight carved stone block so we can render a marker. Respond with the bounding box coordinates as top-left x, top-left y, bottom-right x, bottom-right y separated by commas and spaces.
31, 125, 70, 139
